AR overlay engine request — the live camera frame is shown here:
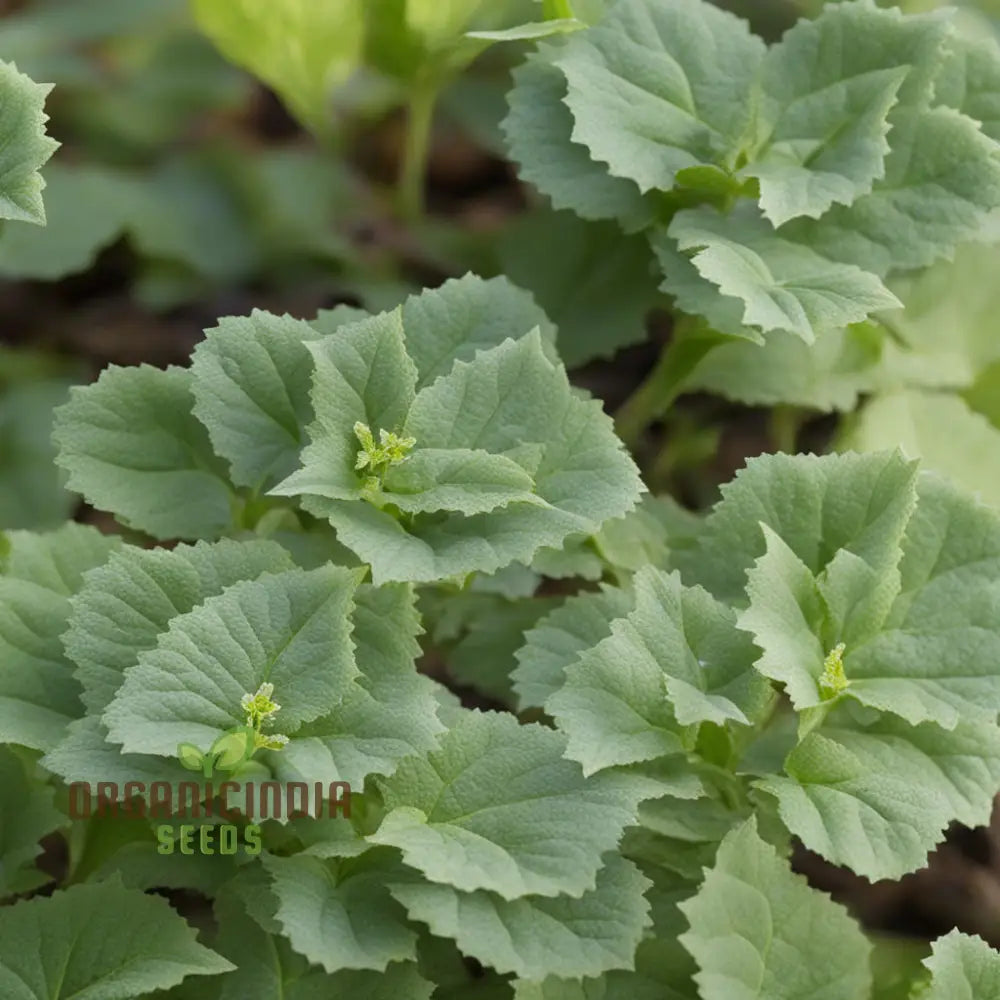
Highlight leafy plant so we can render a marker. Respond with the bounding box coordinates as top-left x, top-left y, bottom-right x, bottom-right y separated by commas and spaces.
191, 0, 600, 217
7, 1, 1000, 998
4, 287, 1000, 999
504, 0, 1000, 445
